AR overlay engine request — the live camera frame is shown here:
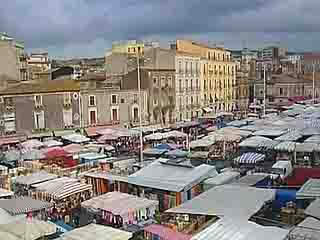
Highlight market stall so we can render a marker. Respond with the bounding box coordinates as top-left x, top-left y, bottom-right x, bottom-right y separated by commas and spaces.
31, 177, 92, 224
81, 192, 158, 228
